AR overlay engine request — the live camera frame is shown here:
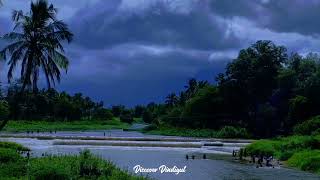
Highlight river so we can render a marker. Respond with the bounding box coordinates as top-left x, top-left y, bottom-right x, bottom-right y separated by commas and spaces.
1, 129, 319, 180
